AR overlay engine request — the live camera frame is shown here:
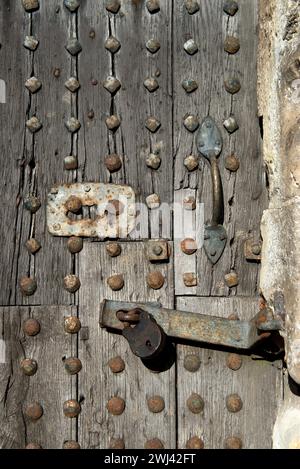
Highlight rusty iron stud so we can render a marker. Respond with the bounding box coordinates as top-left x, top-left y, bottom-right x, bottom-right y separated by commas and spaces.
226, 394, 243, 413
106, 242, 122, 257
146, 0, 160, 13
182, 78, 198, 93
184, 0, 199, 14
181, 238, 197, 255
64, 357, 82, 375
65, 77, 80, 92
146, 153, 161, 169
184, 39, 198, 55
67, 237, 83, 254
184, 155, 199, 171
24, 402, 43, 420
107, 396, 125, 416
144, 77, 159, 93
22, 0, 39, 12
26, 116, 42, 133
64, 316, 81, 334
224, 77, 241, 94
183, 272, 197, 287
224, 436, 243, 449
186, 437, 204, 449
105, 0, 121, 13
146, 38, 160, 54
145, 117, 161, 133
147, 271, 165, 290
65, 39, 82, 56
24, 195, 41, 213
65, 195, 82, 213
105, 153, 122, 172
89, 29, 96, 39
187, 393, 204, 414
103, 76, 121, 94
223, 1, 239, 16
23, 318, 41, 336
225, 154, 240, 172
109, 438, 125, 449
224, 271, 239, 288
63, 275, 81, 293
145, 438, 164, 449
65, 117, 81, 133
63, 399, 81, 418
108, 356, 125, 373
244, 238, 262, 261
64, 155, 78, 170
107, 274, 124, 291
105, 114, 121, 131
19, 277, 37, 296
64, 0, 80, 12
223, 116, 239, 134
63, 441, 81, 449
184, 354, 201, 372
252, 244, 262, 256
20, 358, 38, 376
24, 36, 39, 51
91, 78, 98, 86
26, 238, 41, 255
147, 396, 165, 413
226, 353, 242, 371
25, 77, 42, 94
183, 196, 196, 210
146, 240, 170, 261
183, 114, 199, 132
224, 36, 240, 54
105, 36, 121, 53
25, 443, 42, 449
146, 193, 161, 209
53, 68, 61, 78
